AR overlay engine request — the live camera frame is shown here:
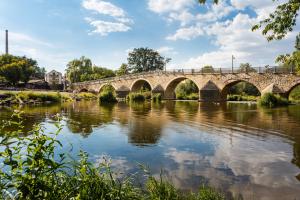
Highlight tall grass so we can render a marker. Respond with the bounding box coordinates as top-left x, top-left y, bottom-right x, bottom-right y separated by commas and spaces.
0, 112, 224, 200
